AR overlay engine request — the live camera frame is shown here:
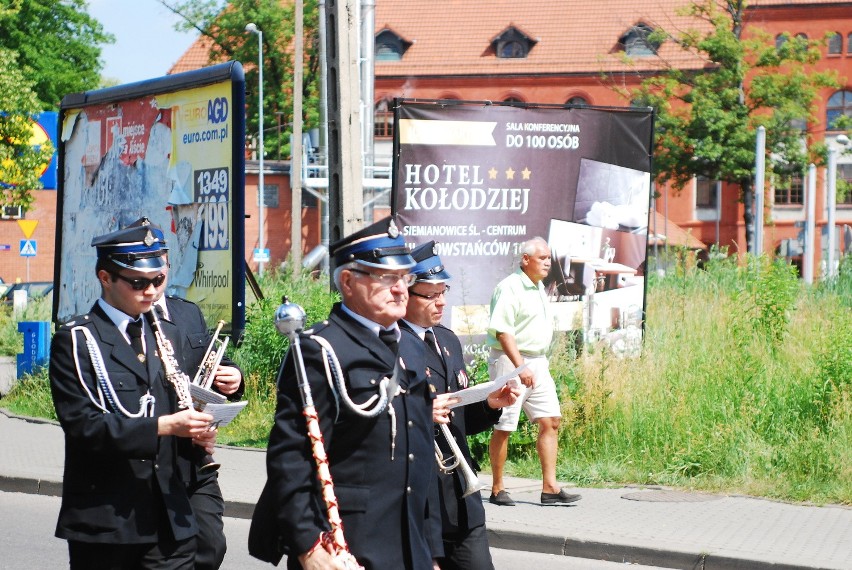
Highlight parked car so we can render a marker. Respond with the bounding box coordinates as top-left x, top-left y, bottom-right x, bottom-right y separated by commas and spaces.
2, 281, 54, 305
